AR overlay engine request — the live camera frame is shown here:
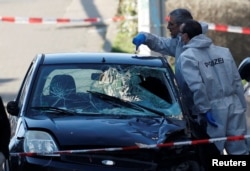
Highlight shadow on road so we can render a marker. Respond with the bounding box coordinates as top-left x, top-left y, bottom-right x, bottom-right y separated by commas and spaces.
0, 78, 17, 84
80, 0, 113, 51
